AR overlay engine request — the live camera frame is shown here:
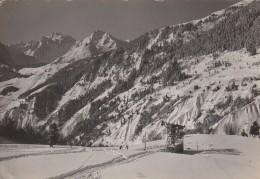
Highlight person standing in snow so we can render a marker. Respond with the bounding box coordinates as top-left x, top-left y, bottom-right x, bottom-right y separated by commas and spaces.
50, 141, 54, 148
49, 123, 59, 148
241, 129, 248, 137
